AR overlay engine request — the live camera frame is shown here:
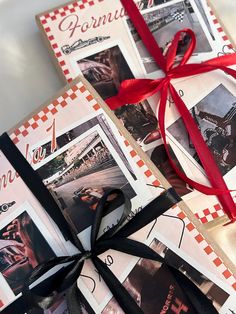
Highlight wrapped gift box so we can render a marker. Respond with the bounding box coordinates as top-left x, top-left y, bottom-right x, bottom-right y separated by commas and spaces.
0, 76, 236, 312
35, 0, 236, 269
